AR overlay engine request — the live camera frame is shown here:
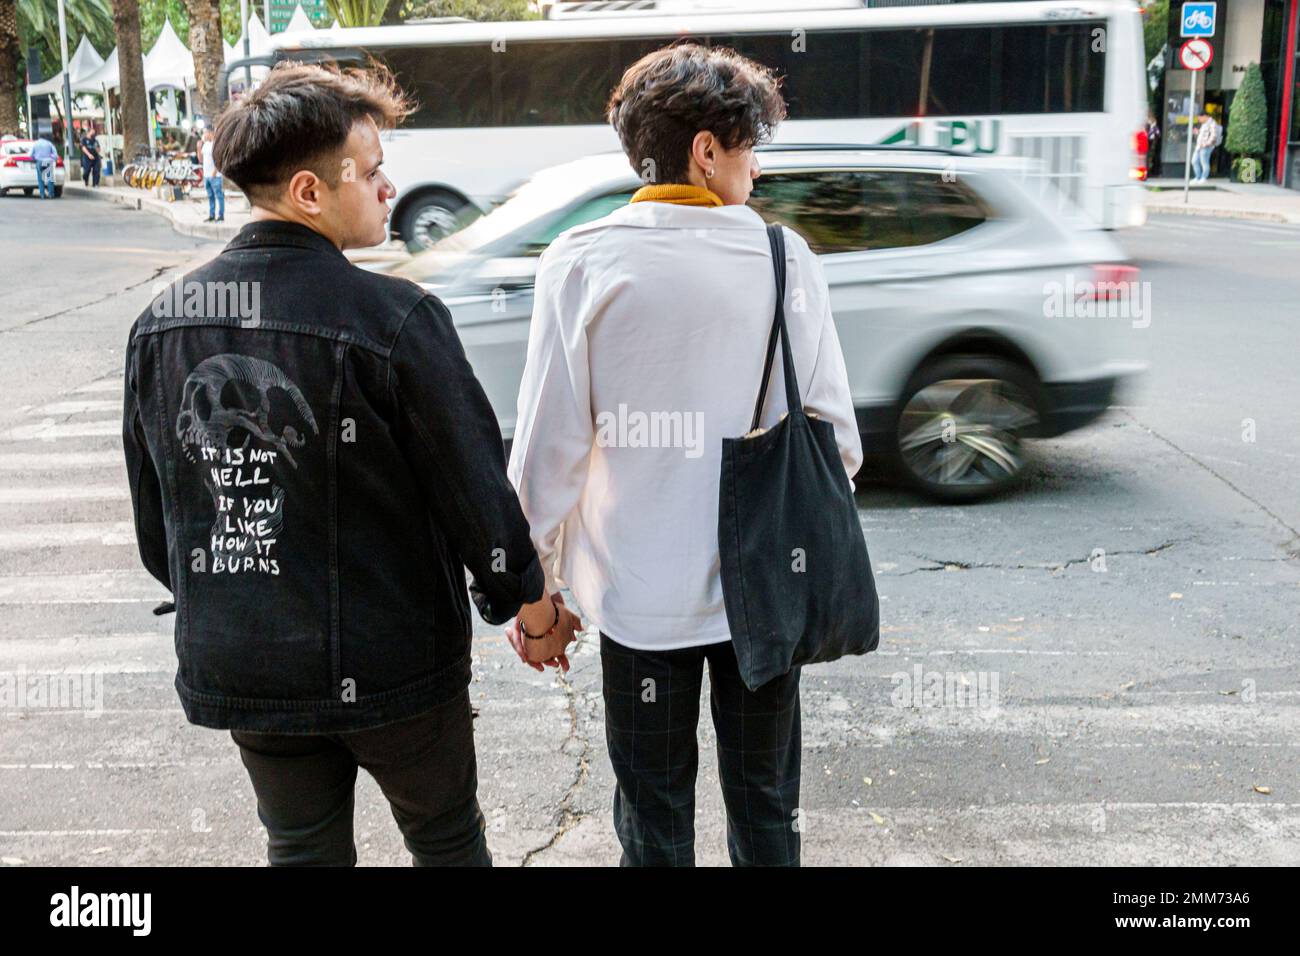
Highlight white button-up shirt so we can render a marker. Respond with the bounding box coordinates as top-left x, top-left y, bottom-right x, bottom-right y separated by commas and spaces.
507, 199, 862, 651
